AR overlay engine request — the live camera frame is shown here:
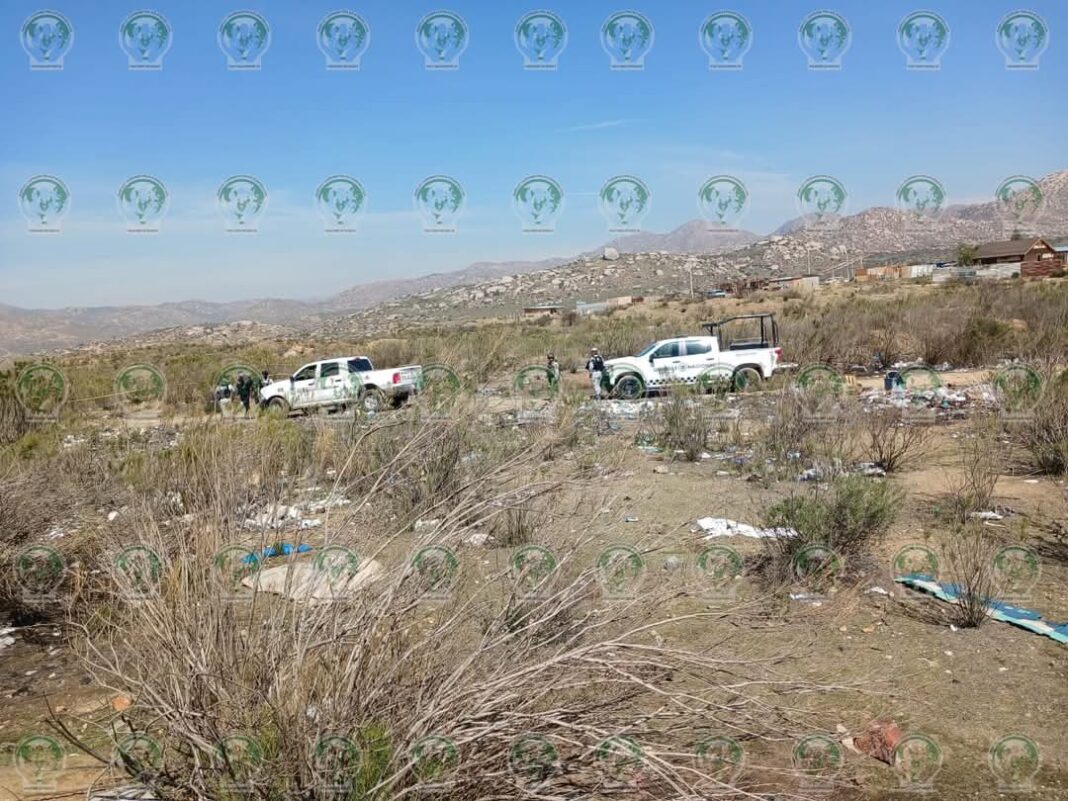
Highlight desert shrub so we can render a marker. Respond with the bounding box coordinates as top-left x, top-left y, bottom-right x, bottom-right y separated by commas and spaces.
942, 524, 1000, 628
946, 417, 1001, 521
1020, 387, 1068, 474
859, 408, 933, 472
654, 391, 715, 461
0, 372, 29, 445
62, 411, 850, 801
761, 475, 903, 583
